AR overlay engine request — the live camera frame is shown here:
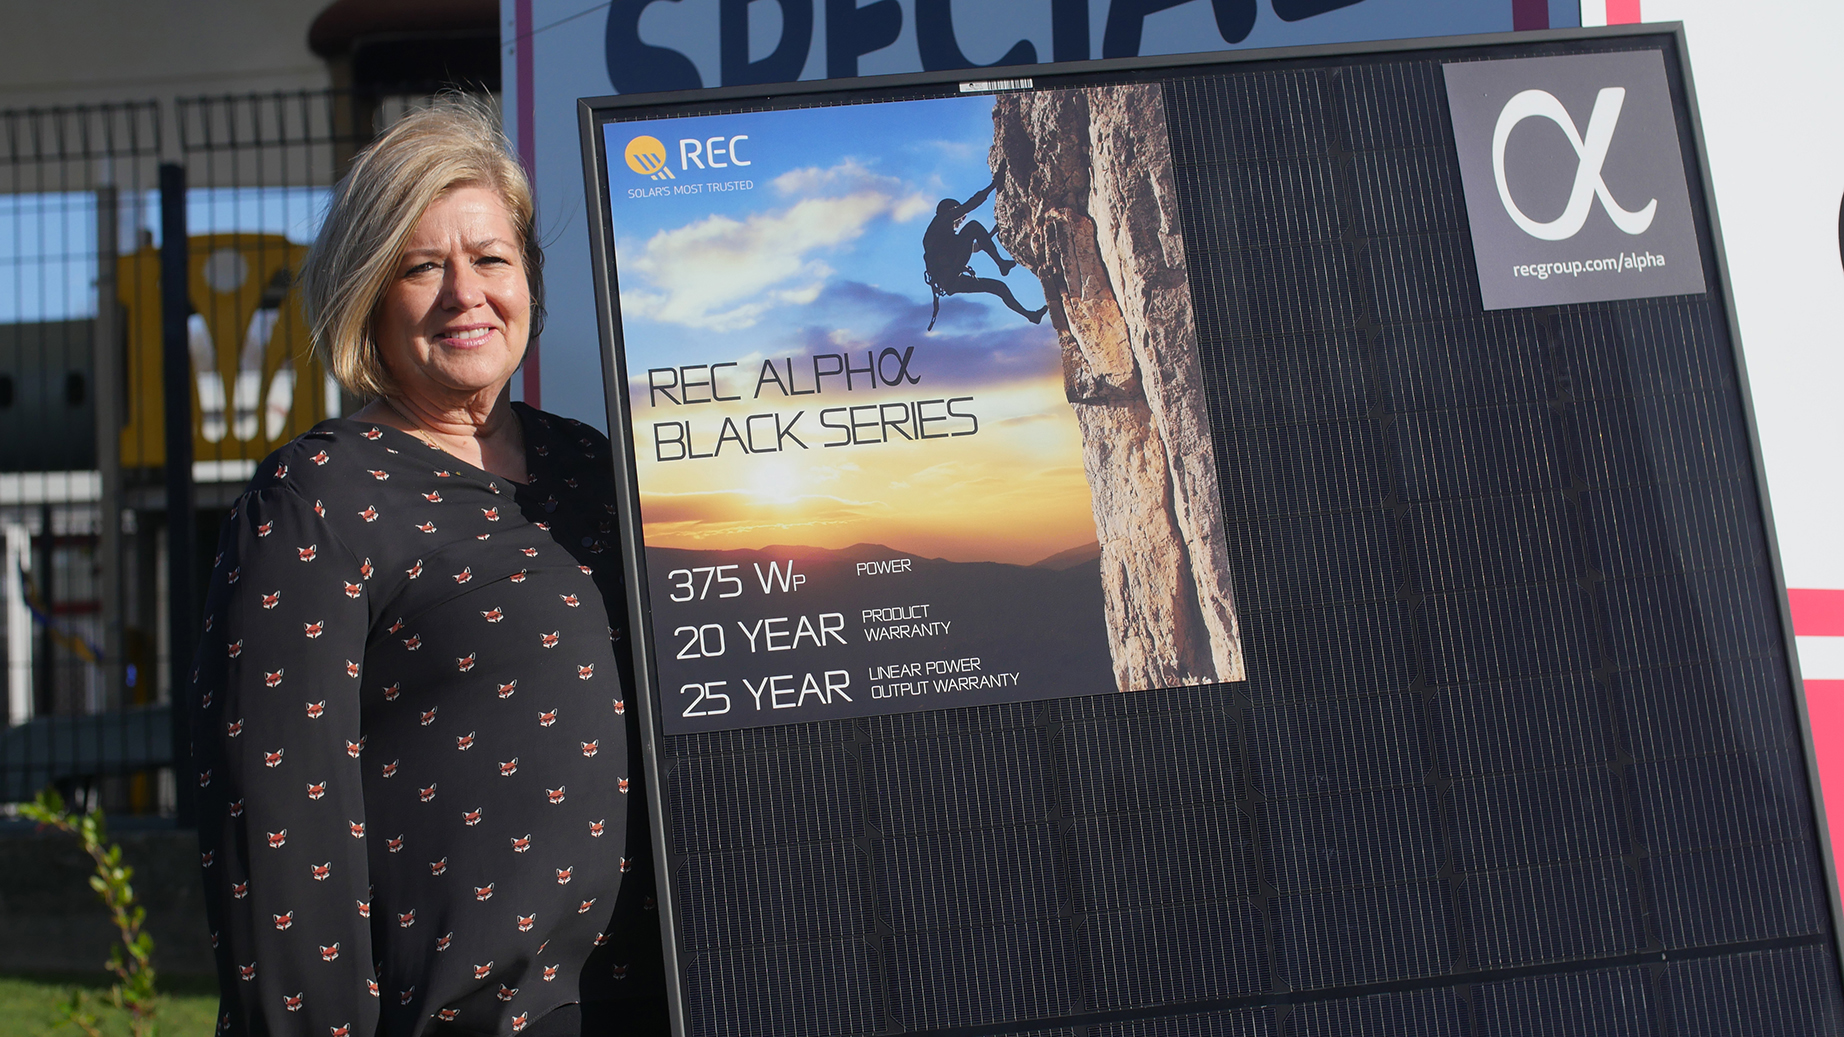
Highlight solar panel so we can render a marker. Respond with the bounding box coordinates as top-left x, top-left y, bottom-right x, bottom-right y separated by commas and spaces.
581, 25, 1844, 1037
